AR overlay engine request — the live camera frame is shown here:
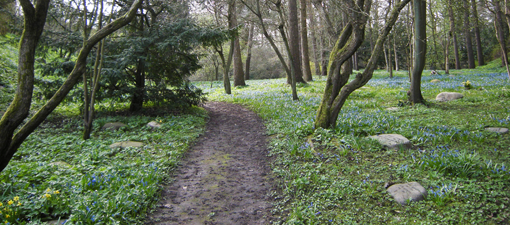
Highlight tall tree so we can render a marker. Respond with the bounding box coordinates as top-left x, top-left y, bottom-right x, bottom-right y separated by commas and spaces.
445, 11, 451, 74
83, 0, 106, 139
472, 0, 485, 66
308, 0, 321, 75
300, 0, 313, 81
245, 22, 254, 80
315, 0, 411, 129
448, 0, 461, 69
289, 0, 305, 83
0, 0, 143, 173
231, 0, 246, 86
463, 0, 475, 68
239, 0, 292, 81
409, 0, 426, 104
492, 0, 510, 79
